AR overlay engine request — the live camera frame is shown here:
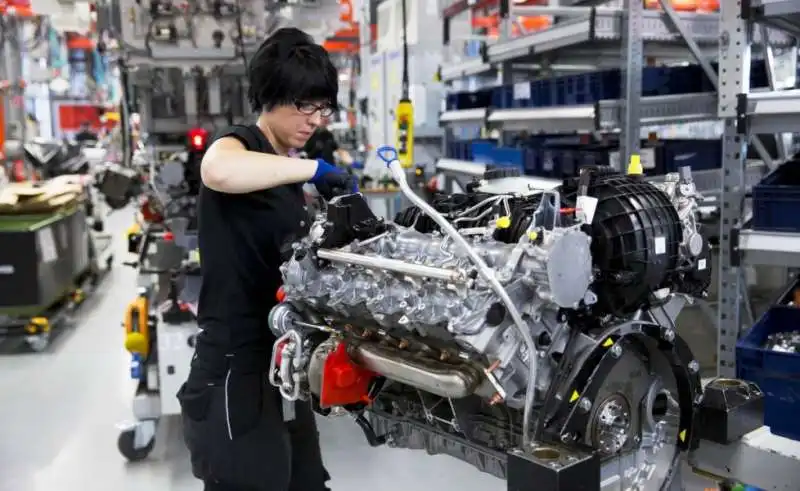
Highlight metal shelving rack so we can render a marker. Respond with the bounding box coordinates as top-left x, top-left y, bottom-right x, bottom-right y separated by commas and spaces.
717, 1, 800, 378
437, 1, 794, 197
437, 1, 800, 378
